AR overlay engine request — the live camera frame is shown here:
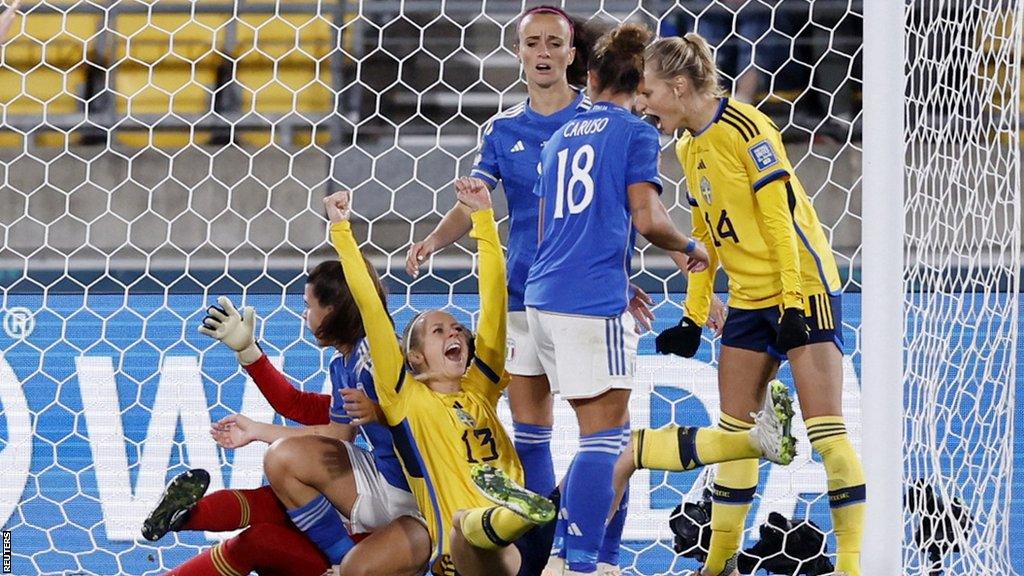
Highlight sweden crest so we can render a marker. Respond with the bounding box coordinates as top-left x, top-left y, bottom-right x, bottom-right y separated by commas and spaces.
700, 176, 713, 205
